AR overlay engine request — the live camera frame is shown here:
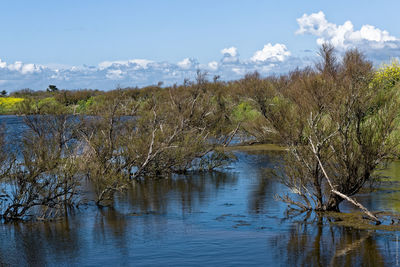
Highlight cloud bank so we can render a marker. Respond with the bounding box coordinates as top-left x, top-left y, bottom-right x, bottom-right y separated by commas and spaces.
0, 11, 398, 91
0, 43, 303, 91
296, 11, 400, 60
